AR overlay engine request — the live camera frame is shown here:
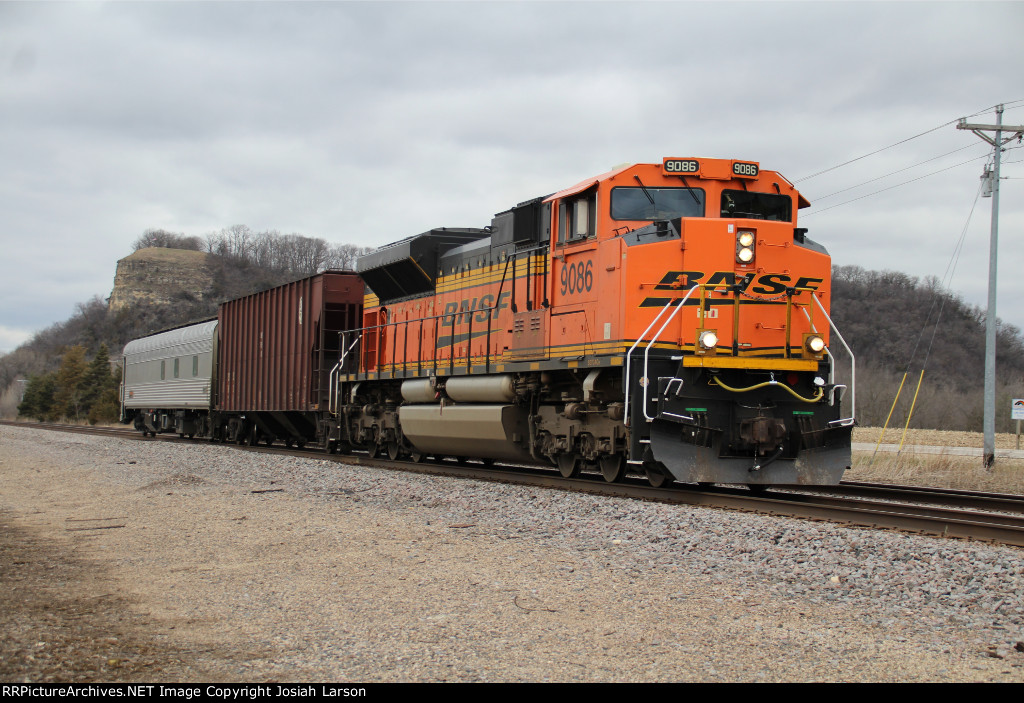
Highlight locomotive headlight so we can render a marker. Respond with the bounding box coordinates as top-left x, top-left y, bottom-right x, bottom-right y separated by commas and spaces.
736, 231, 755, 264
803, 333, 826, 359
698, 330, 718, 350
